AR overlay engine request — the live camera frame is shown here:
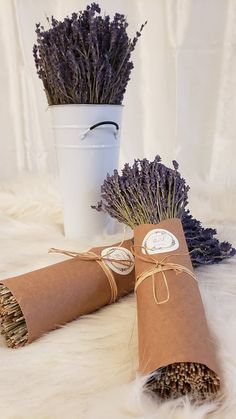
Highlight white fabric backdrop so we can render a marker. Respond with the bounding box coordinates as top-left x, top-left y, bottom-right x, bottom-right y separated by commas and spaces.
1, 3, 236, 418
0, 0, 236, 203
